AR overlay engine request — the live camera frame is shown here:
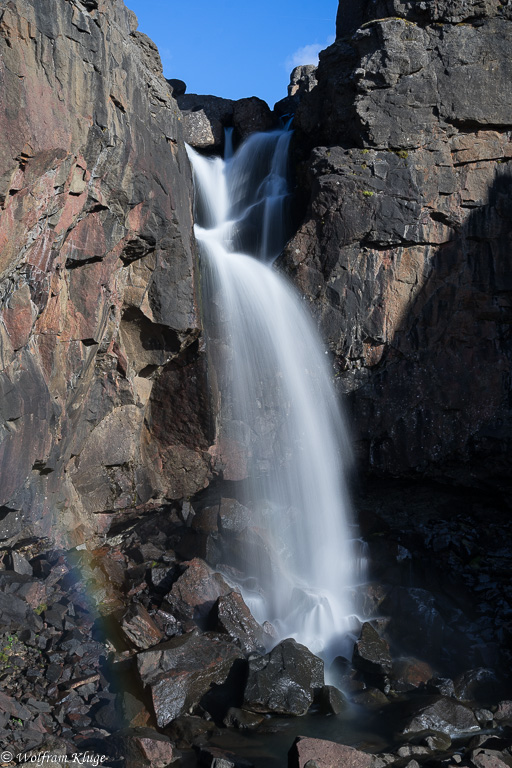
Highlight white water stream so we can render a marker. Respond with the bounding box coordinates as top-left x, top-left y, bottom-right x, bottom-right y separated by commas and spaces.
187, 130, 364, 661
